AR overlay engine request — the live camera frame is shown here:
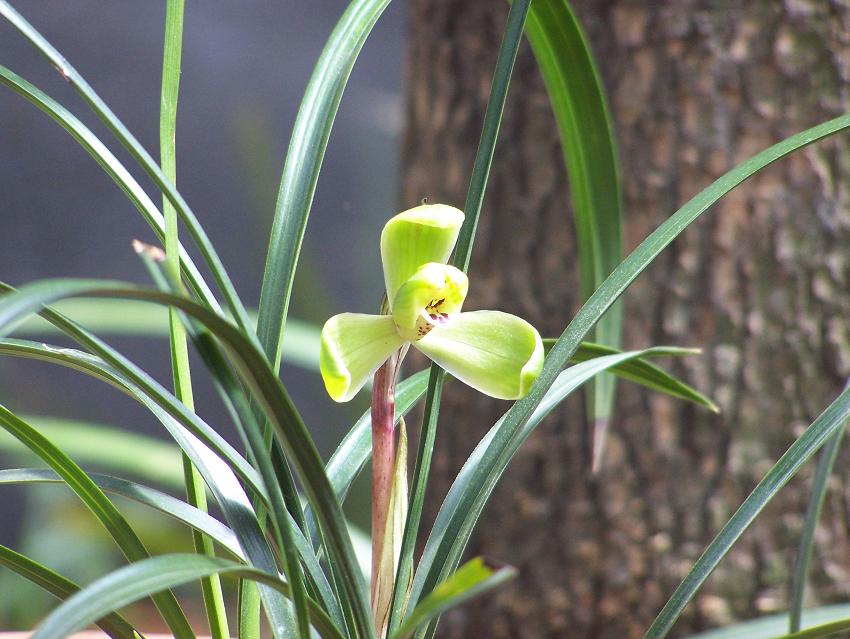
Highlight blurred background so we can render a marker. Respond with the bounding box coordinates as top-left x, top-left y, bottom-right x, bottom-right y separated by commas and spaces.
0, 1, 409, 628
